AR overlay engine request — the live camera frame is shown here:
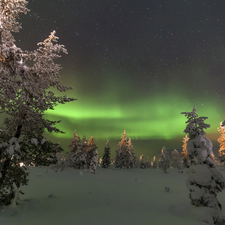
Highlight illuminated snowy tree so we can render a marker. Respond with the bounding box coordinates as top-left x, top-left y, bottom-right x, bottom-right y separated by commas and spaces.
139, 154, 146, 169
102, 140, 111, 168
181, 106, 225, 225
115, 130, 134, 169
152, 156, 157, 168
0, 0, 77, 206
158, 146, 170, 173
86, 136, 97, 169
218, 122, 225, 165
181, 135, 190, 168
68, 130, 81, 154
